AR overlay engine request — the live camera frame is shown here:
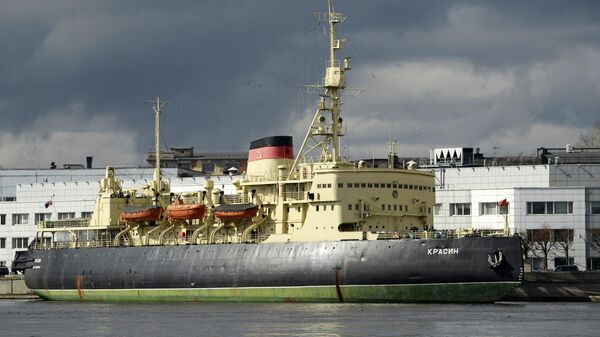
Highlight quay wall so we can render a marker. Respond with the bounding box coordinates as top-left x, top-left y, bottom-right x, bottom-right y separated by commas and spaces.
503, 272, 600, 301
0, 276, 36, 298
